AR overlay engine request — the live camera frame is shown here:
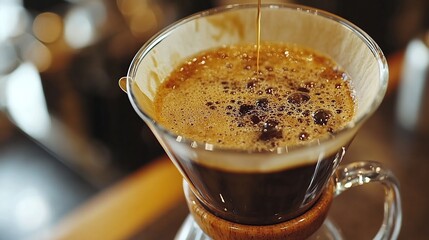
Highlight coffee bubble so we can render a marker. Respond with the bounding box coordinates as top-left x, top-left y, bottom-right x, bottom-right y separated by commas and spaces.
287, 92, 310, 105
313, 109, 332, 126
